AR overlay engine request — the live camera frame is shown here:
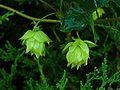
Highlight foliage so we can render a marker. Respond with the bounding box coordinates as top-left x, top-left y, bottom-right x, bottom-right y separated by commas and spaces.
80, 58, 120, 90
0, 0, 120, 90
0, 12, 14, 24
